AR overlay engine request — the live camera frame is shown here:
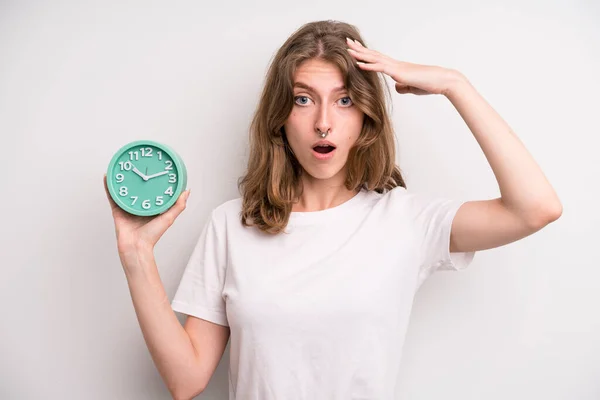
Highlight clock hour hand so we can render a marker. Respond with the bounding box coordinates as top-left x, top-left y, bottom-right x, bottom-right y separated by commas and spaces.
146, 170, 169, 180
131, 165, 149, 181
